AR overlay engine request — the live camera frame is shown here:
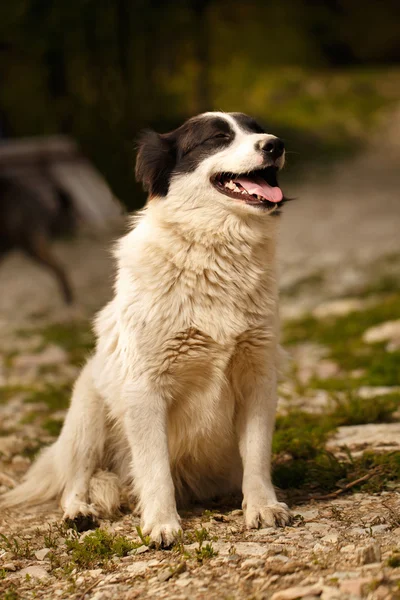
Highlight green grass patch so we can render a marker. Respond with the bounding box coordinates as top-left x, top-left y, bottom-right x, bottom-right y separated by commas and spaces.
65, 529, 140, 569
273, 411, 333, 459
18, 321, 94, 366
0, 386, 29, 405
387, 552, 400, 568
284, 292, 400, 386
332, 393, 400, 425
24, 383, 70, 411
272, 405, 400, 496
42, 418, 64, 437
